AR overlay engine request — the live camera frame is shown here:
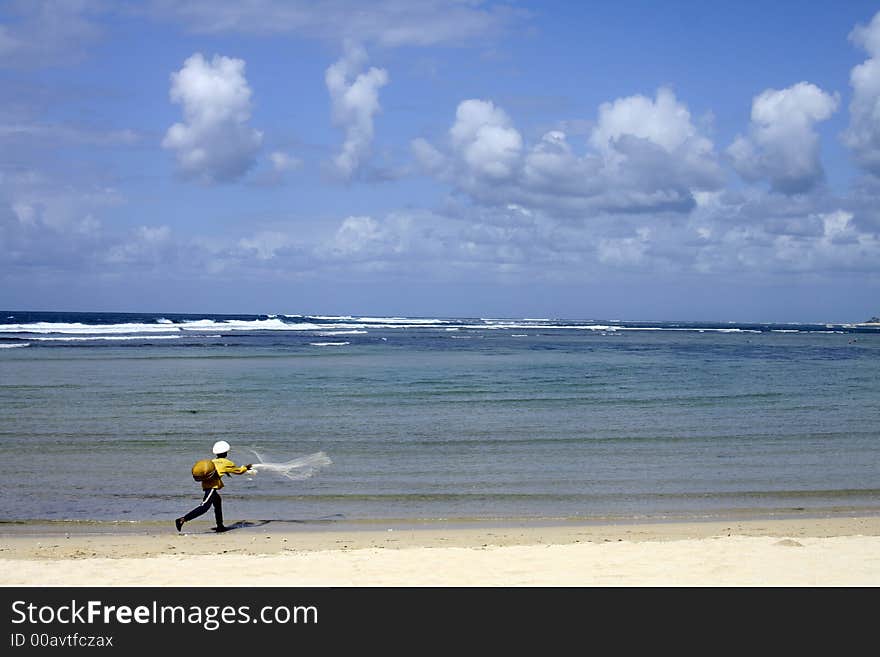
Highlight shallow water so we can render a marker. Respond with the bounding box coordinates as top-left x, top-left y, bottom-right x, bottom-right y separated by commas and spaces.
1, 311, 878, 523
